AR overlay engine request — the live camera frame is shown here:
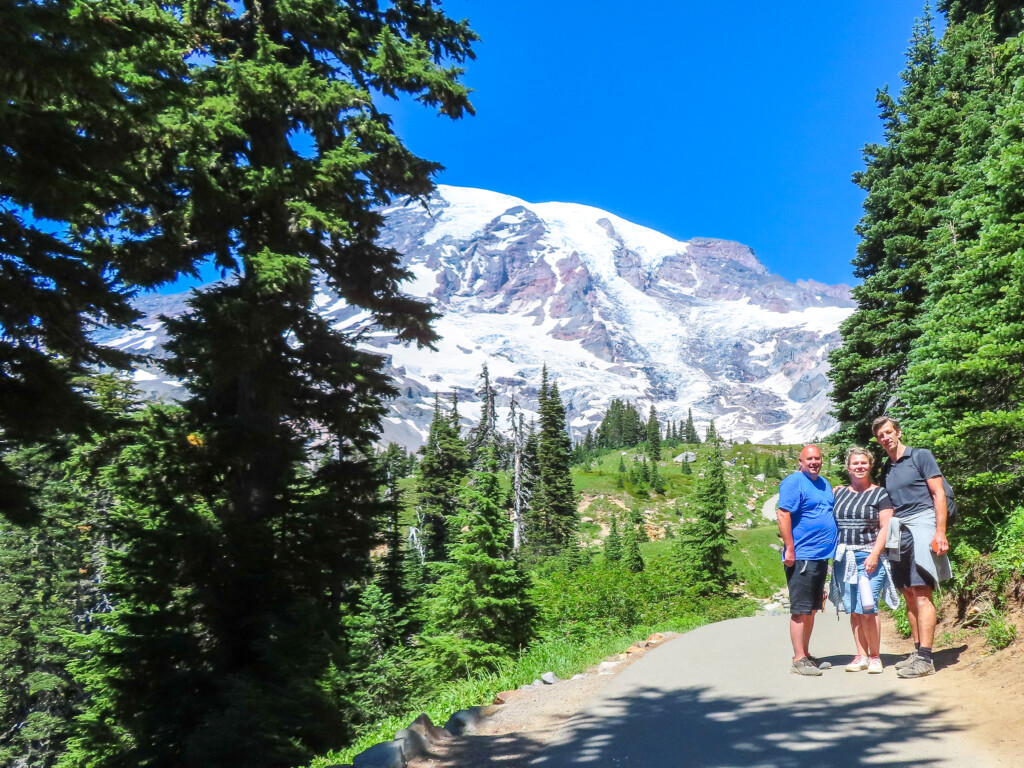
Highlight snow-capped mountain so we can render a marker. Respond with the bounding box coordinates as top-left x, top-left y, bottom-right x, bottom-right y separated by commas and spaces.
98, 185, 855, 446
